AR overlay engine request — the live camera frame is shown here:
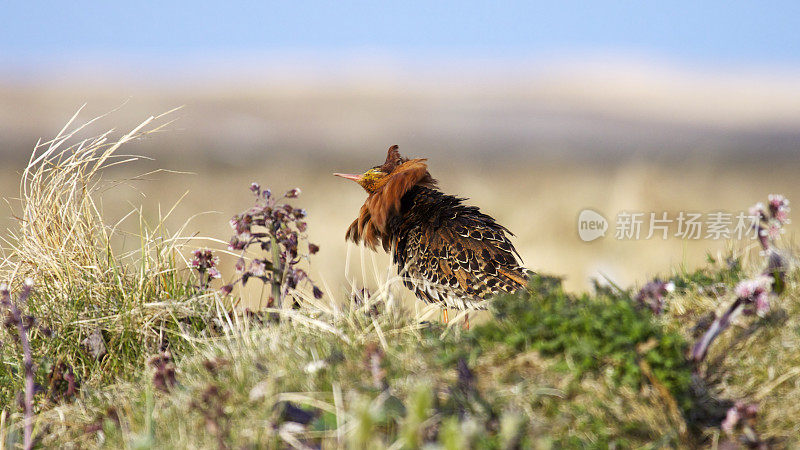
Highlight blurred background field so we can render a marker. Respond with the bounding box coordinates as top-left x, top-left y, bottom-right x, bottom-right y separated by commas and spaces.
1, 2, 799, 300
1, 74, 799, 302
